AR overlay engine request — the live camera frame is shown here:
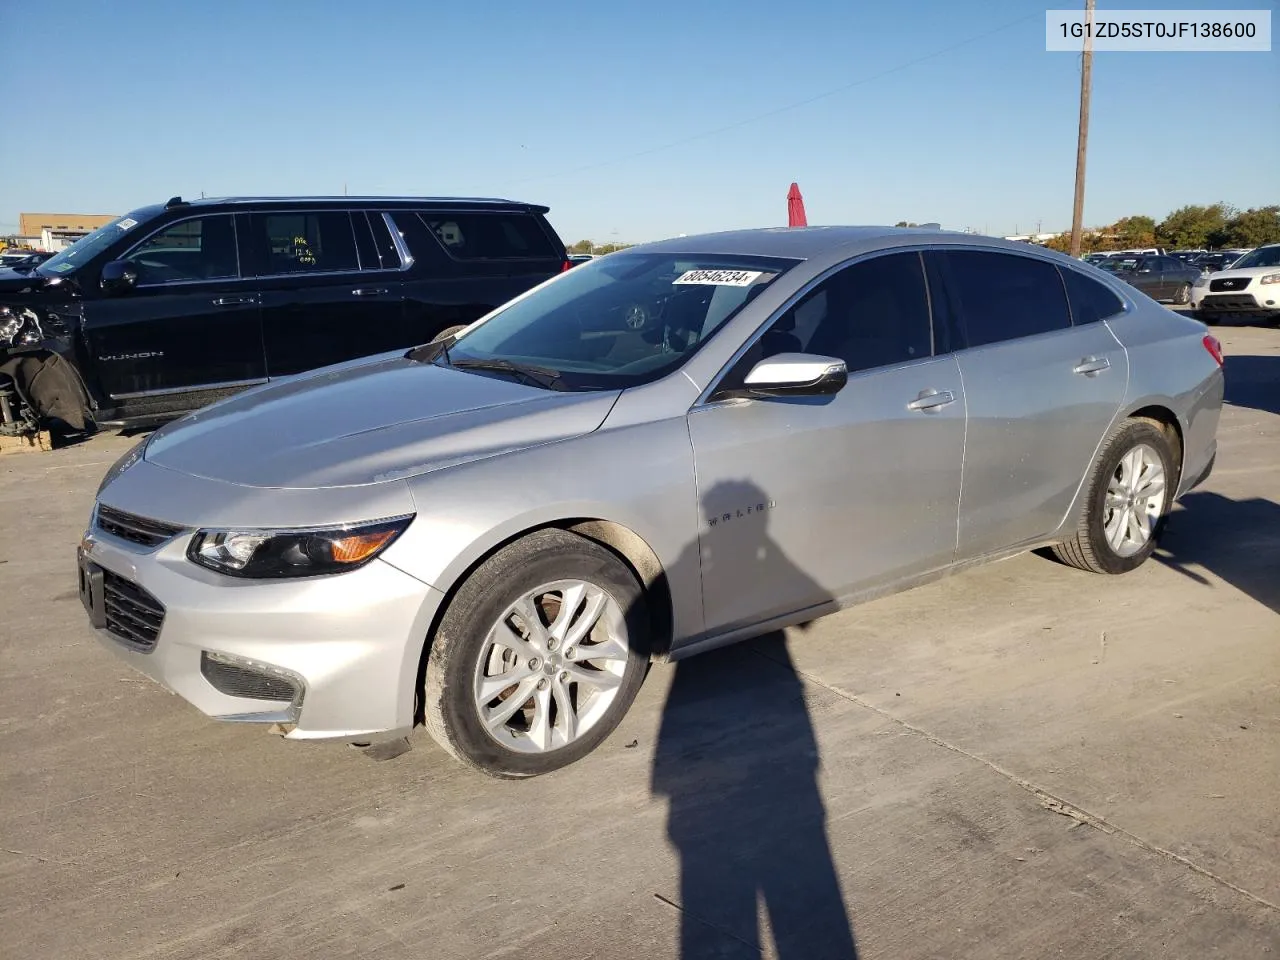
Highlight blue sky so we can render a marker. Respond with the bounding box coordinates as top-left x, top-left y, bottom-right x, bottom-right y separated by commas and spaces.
1, 0, 1275, 242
